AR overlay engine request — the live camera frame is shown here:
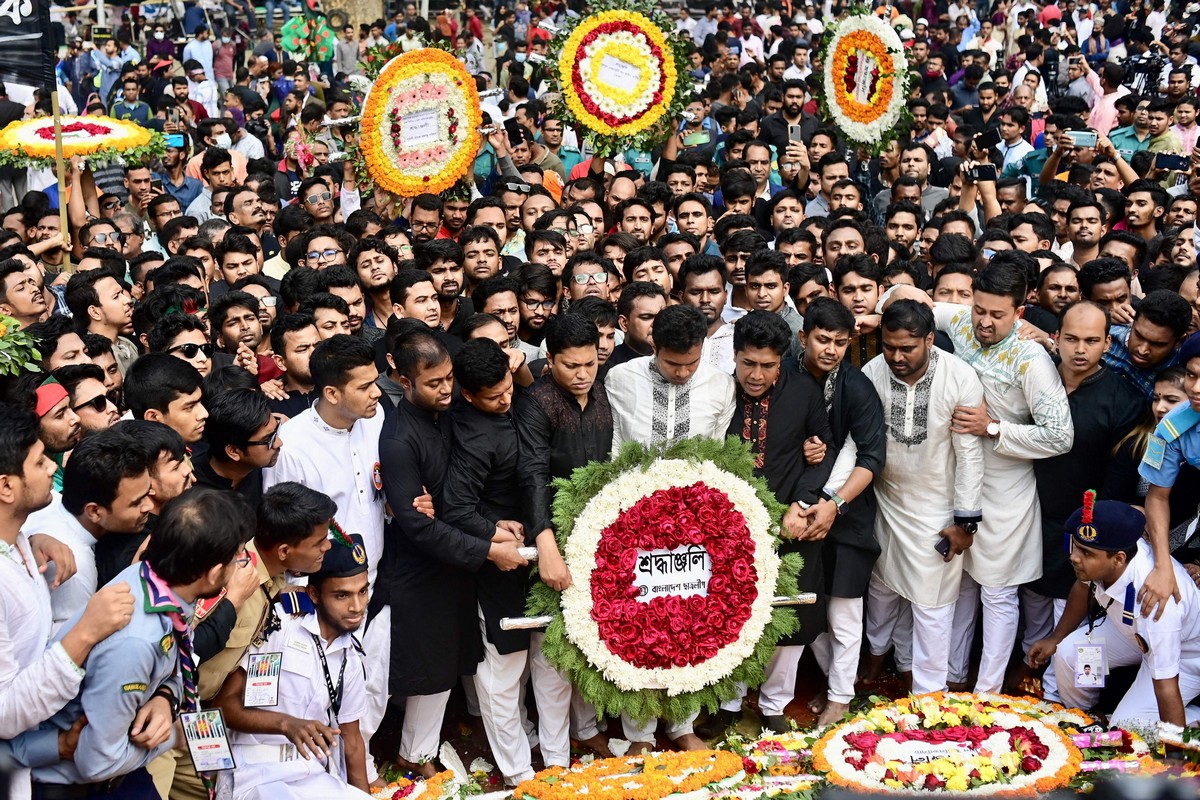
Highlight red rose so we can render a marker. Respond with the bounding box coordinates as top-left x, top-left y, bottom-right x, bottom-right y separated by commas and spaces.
924, 775, 943, 790
742, 757, 759, 775
1020, 756, 1040, 773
